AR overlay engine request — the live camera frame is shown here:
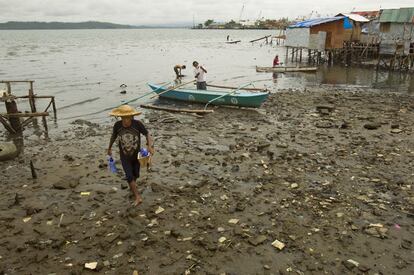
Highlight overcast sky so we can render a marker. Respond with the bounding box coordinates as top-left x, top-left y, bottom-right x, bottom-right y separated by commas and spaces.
0, 0, 413, 25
